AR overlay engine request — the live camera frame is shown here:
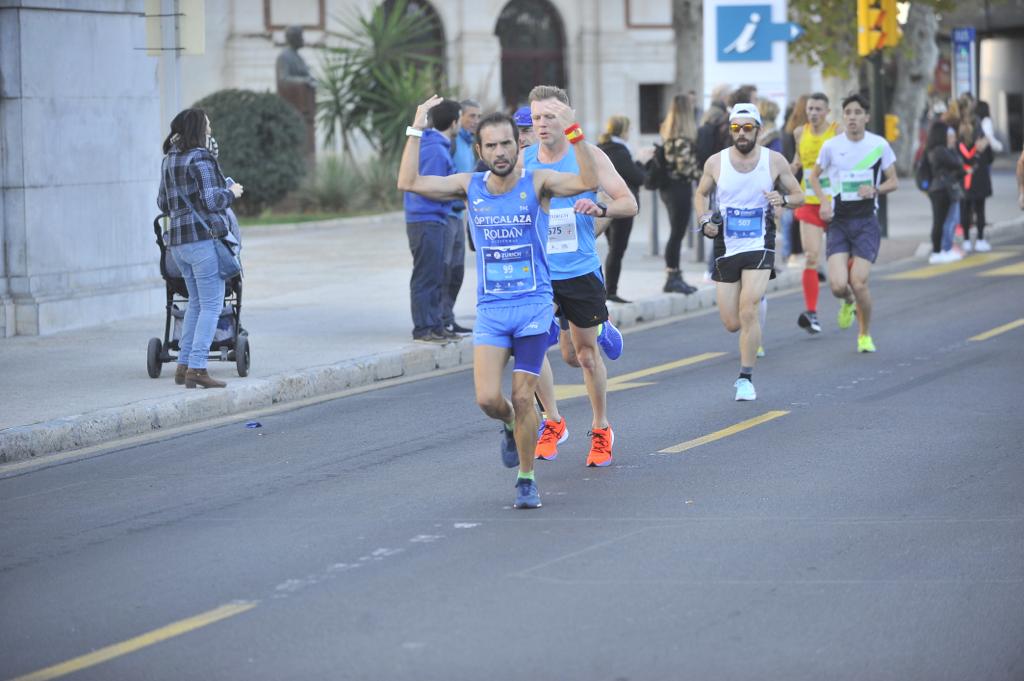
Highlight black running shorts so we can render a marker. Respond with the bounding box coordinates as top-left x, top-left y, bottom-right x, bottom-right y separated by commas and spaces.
552, 271, 609, 329
712, 250, 777, 284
